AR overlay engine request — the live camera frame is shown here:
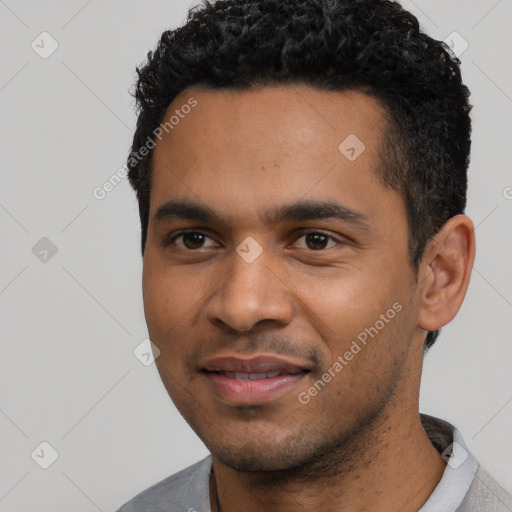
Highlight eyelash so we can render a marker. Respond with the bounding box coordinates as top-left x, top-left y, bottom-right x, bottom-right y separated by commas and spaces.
163, 229, 342, 251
